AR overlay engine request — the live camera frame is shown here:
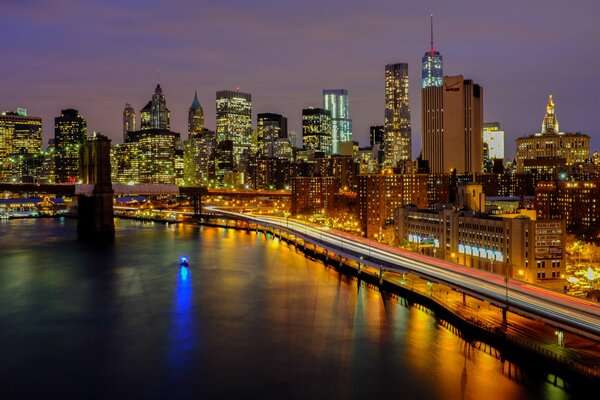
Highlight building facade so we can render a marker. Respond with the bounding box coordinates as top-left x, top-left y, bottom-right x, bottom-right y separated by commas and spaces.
302, 108, 332, 155
422, 75, 483, 174
421, 16, 443, 89
216, 90, 252, 171
384, 63, 412, 167
55, 108, 87, 183
291, 176, 340, 215
140, 84, 170, 131
257, 113, 288, 158
323, 89, 352, 154
0, 109, 42, 182
188, 91, 205, 138
516, 96, 589, 173
123, 104, 135, 142
395, 207, 566, 289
